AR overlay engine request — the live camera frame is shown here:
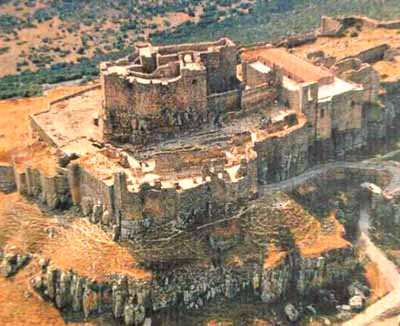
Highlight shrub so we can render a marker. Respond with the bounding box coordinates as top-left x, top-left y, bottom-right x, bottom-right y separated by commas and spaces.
0, 47, 10, 55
